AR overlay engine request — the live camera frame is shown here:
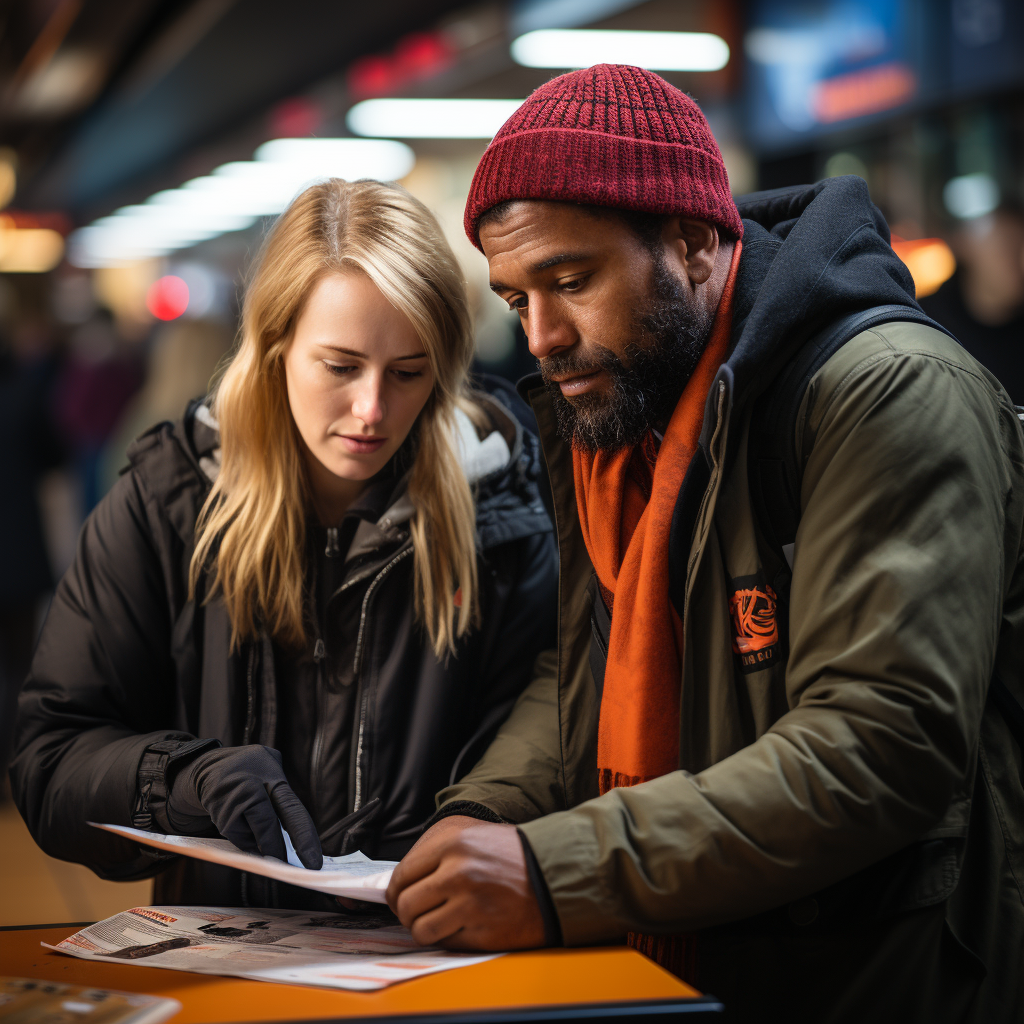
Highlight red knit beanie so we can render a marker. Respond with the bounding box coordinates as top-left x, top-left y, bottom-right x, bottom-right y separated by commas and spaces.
464, 64, 743, 249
